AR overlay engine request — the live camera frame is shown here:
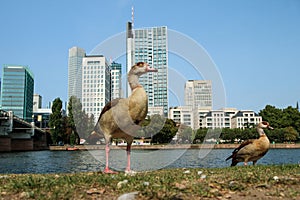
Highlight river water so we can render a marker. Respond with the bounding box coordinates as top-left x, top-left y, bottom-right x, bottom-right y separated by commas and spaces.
0, 149, 299, 174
